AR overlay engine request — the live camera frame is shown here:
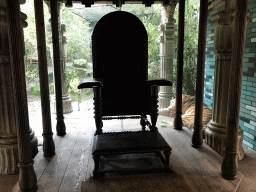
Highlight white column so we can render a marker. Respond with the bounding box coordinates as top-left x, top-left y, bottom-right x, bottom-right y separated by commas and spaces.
158, 1, 177, 108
